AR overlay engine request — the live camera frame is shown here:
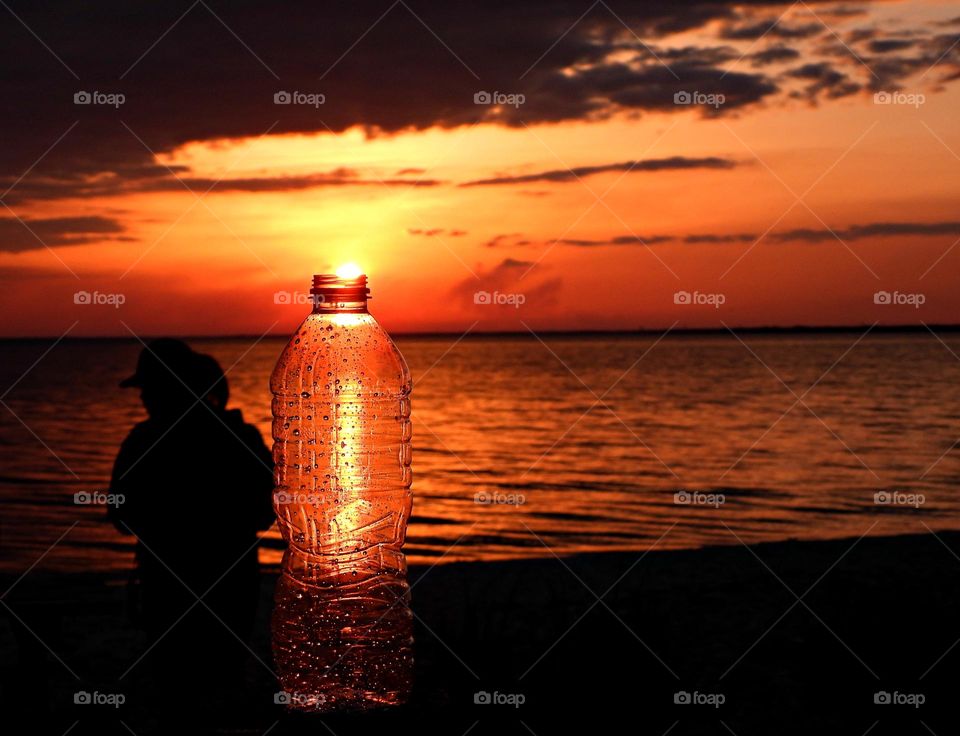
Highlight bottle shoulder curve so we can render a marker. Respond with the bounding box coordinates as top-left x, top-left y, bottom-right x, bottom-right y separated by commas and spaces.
270, 312, 410, 396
